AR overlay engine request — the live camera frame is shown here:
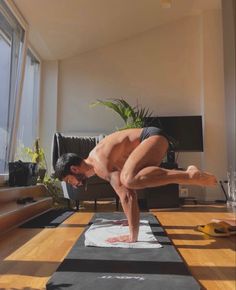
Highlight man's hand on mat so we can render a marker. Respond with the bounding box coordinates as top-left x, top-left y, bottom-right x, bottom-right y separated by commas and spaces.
106, 235, 136, 243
